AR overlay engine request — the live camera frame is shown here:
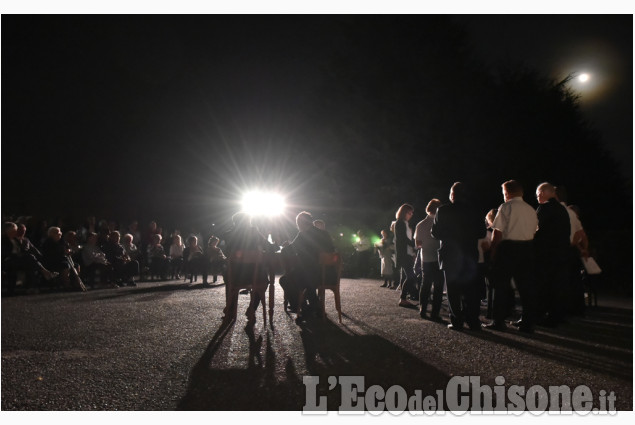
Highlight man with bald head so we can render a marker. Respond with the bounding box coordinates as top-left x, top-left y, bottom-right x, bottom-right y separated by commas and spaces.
534, 182, 571, 327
